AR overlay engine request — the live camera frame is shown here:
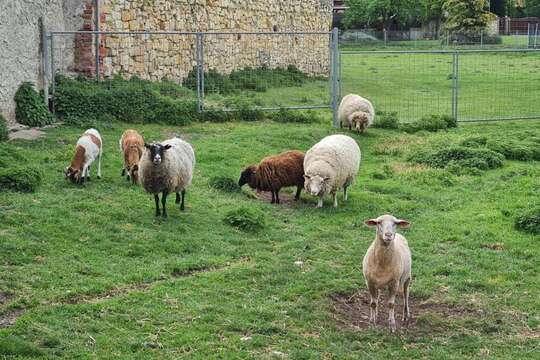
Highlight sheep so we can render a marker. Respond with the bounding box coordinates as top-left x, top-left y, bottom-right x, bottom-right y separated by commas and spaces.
138, 137, 195, 218
362, 214, 412, 332
119, 129, 144, 184
338, 94, 375, 133
303, 134, 360, 208
238, 150, 304, 204
64, 128, 102, 184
